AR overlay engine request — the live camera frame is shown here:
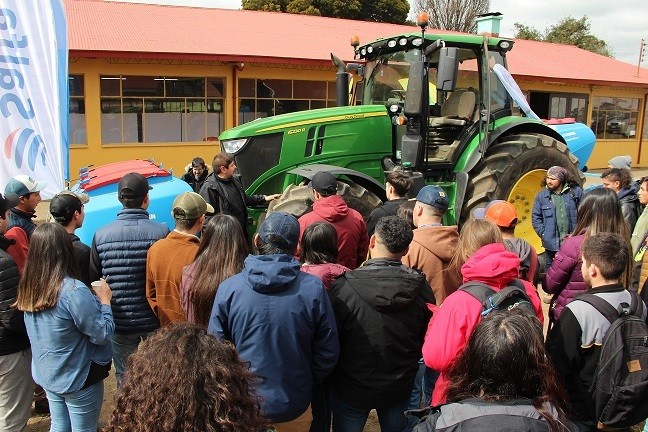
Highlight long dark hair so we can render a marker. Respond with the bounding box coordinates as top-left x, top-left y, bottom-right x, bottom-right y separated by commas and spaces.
570, 187, 631, 286
15, 222, 81, 312
104, 323, 269, 432
187, 215, 248, 326
300, 222, 338, 264
445, 311, 570, 432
